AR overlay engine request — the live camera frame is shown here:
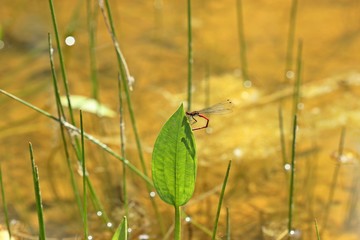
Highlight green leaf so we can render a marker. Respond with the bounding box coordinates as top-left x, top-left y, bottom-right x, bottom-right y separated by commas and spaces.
152, 104, 197, 207
60, 95, 116, 117
112, 216, 127, 240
